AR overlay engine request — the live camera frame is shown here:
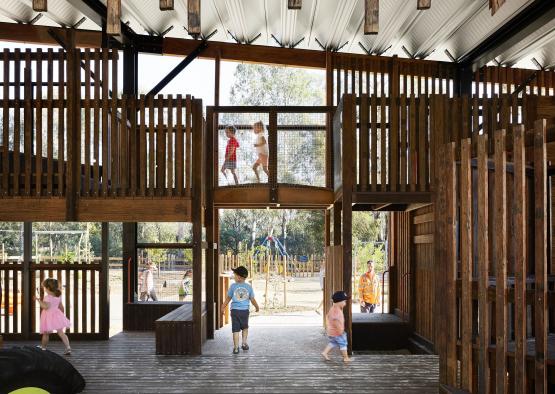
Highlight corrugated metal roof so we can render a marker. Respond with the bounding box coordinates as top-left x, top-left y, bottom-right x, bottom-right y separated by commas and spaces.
0, 0, 554, 70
